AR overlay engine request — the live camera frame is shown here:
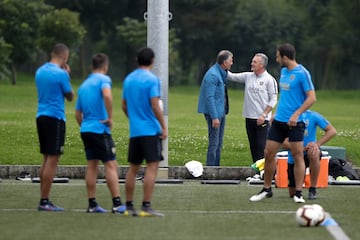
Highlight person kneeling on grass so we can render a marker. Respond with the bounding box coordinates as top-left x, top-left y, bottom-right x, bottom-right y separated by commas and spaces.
283, 110, 336, 200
